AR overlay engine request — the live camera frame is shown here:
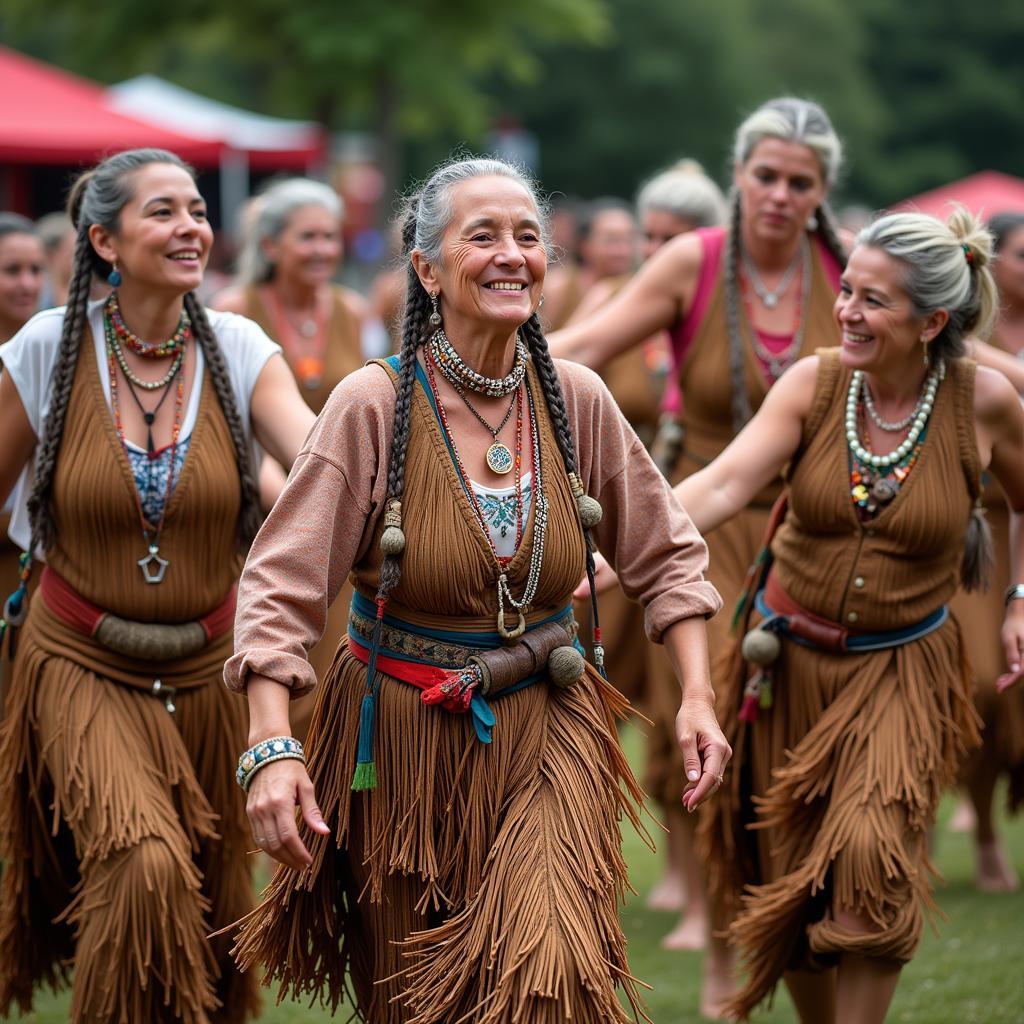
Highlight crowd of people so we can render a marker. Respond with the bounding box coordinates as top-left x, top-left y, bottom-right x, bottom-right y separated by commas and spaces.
0, 94, 1021, 1024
